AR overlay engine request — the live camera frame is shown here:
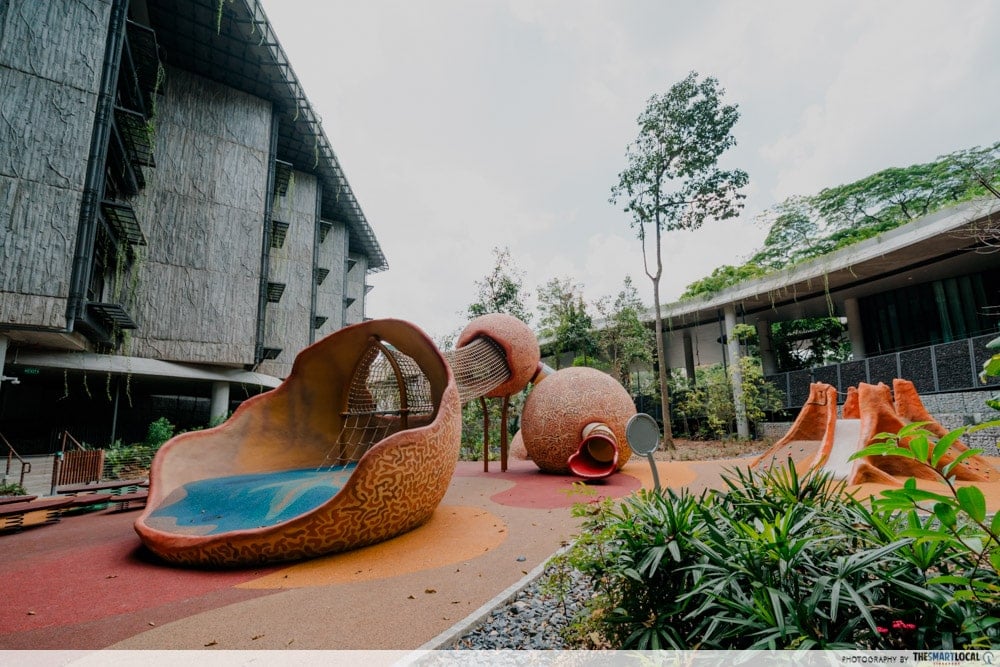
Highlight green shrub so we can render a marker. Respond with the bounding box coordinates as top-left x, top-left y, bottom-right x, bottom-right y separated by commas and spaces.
561, 459, 1000, 650
0, 481, 27, 496
144, 417, 175, 447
